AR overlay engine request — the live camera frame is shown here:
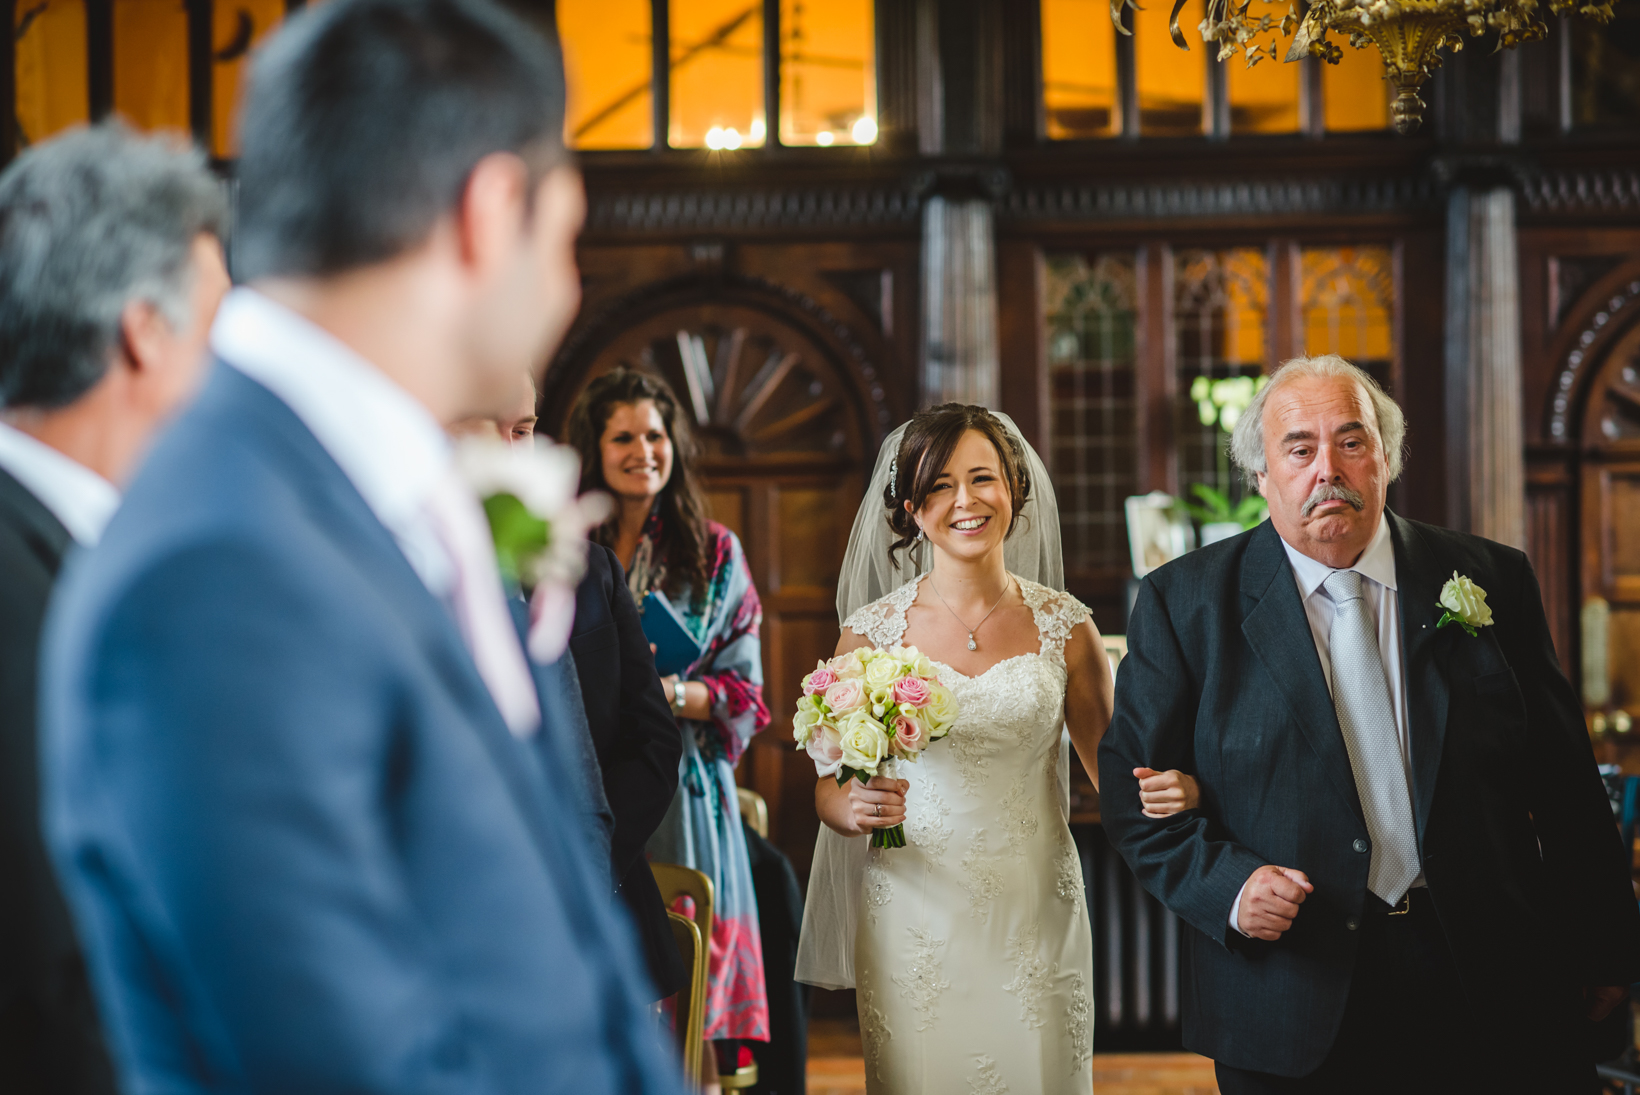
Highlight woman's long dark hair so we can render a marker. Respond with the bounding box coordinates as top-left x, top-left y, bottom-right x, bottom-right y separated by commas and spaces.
565, 367, 713, 601
884, 403, 1032, 567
